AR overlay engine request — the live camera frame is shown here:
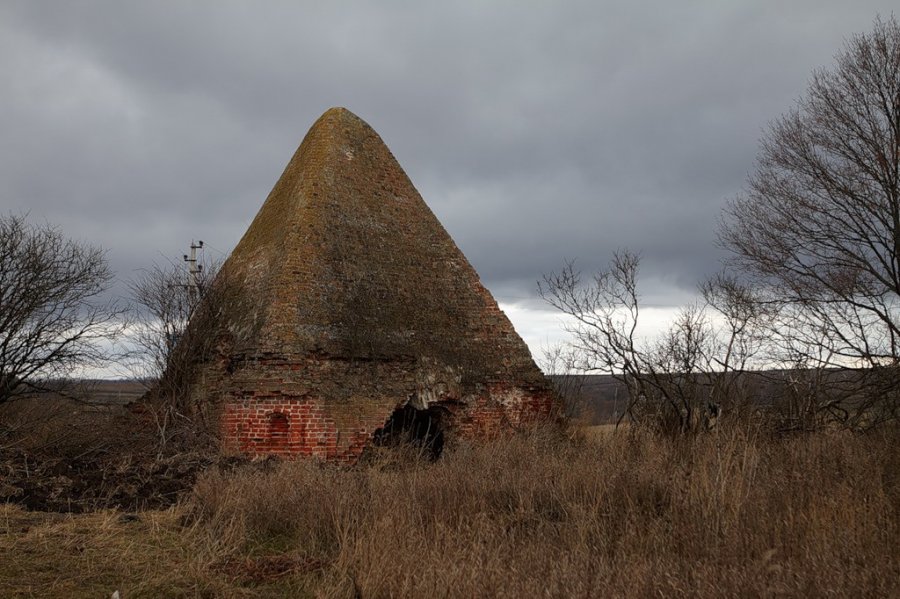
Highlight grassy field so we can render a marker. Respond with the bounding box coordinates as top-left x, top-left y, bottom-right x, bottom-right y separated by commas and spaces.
2, 424, 898, 597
